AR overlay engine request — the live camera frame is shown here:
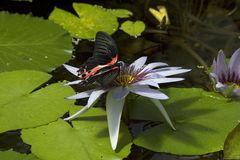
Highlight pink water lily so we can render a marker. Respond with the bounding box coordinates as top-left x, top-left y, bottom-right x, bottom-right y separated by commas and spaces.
63, 56, 190, 150
211, 49, 240, 97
